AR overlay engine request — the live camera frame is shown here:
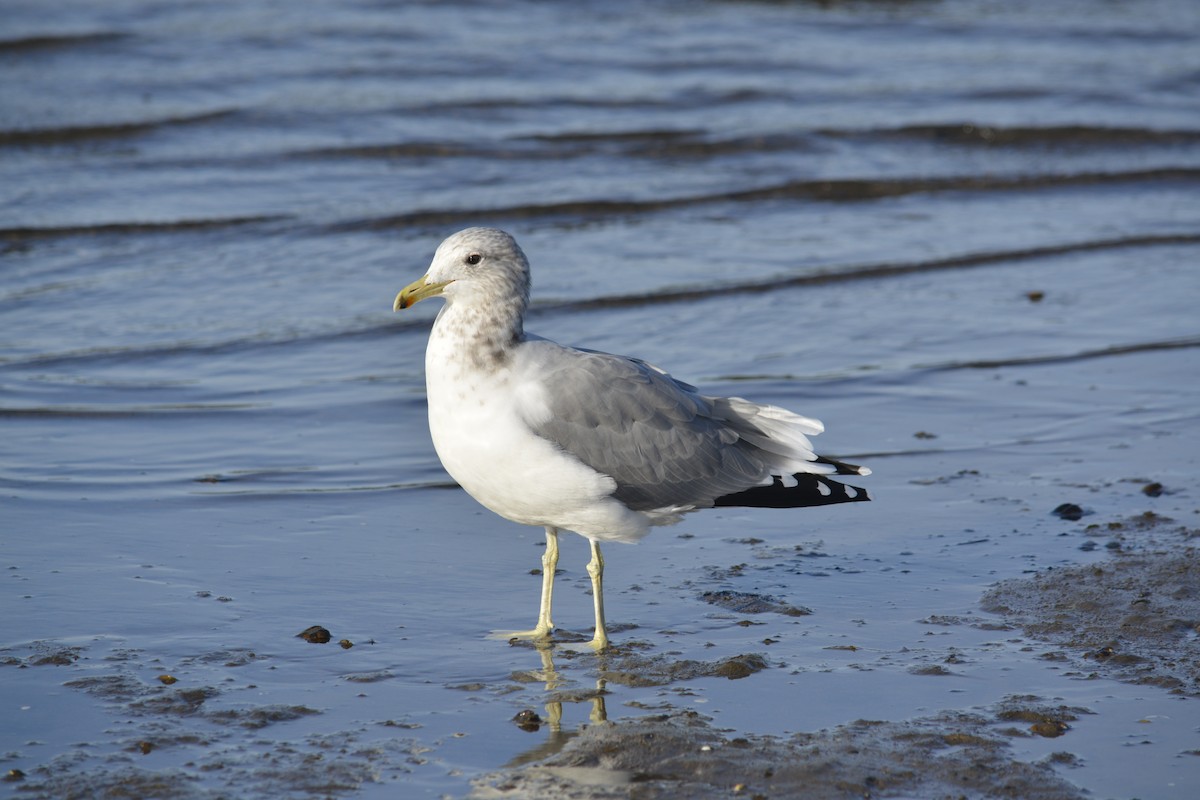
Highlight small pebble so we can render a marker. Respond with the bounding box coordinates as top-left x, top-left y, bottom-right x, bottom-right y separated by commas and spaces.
297, 626, 332, 644
1052, 503, 1084, 521
513, 709, 542, 731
